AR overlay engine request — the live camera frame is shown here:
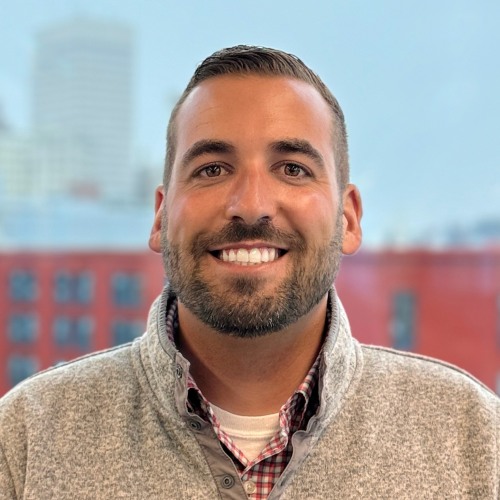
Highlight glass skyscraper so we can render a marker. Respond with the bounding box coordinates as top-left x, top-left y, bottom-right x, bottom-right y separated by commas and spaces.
32, 18, 134, 201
